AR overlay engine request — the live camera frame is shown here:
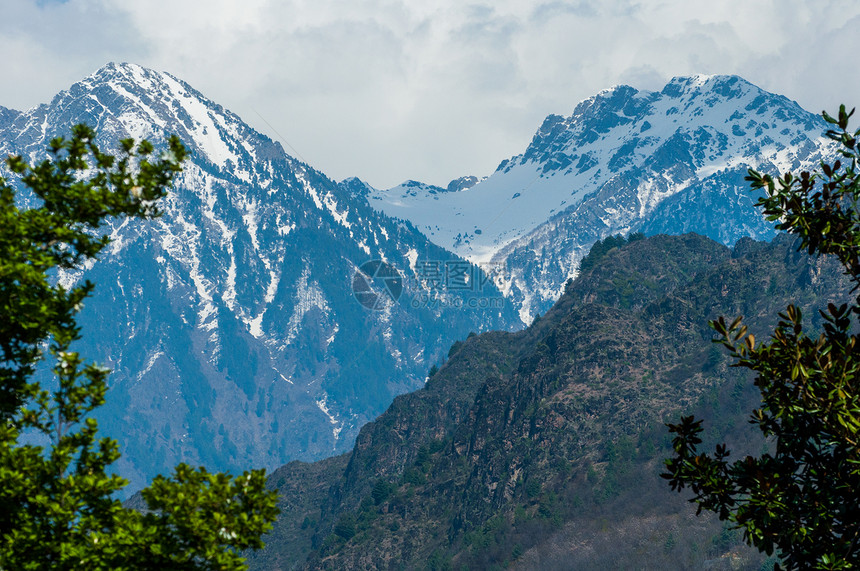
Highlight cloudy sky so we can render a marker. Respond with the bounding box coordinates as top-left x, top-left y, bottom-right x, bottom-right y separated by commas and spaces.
3, 0, 859, 188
